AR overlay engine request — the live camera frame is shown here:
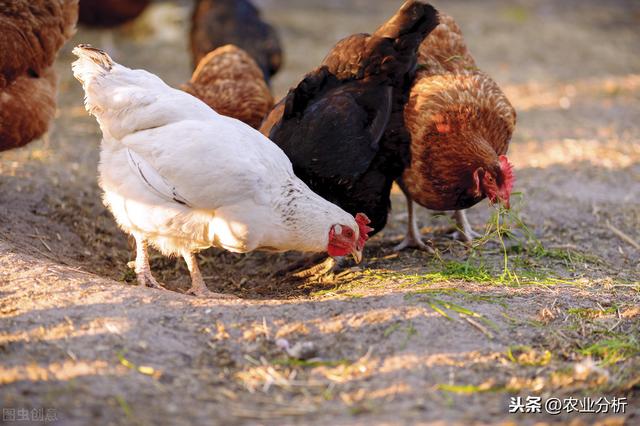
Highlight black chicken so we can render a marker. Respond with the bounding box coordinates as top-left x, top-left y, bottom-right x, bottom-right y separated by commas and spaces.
261, 0, 439, 237
190, 0, 282, 82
